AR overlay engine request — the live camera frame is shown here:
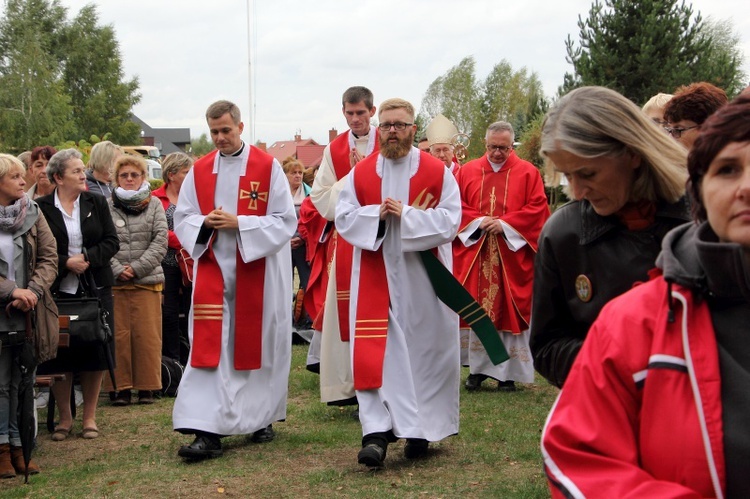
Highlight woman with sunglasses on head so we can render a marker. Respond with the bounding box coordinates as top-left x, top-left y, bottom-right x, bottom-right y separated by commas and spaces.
104, 155, 167, 406
530, 86, 690, 388
542, 91, 750, 499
